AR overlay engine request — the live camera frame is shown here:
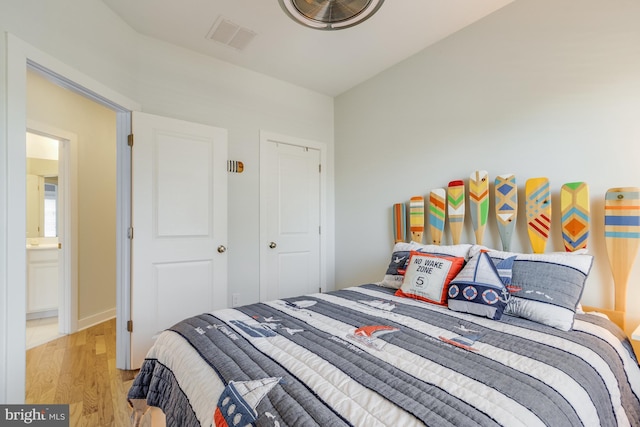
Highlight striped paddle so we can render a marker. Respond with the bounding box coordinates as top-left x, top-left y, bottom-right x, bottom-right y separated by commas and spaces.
605, 187, 640, 312
392, 203, 407, 243
429, 189, 446, 245
447, 180, 465, 245
494, 174, 517, 251
469, 170, 489, 245
409, 196, 425, 243
525, 177, 551, 254
561, 182, 589, 252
